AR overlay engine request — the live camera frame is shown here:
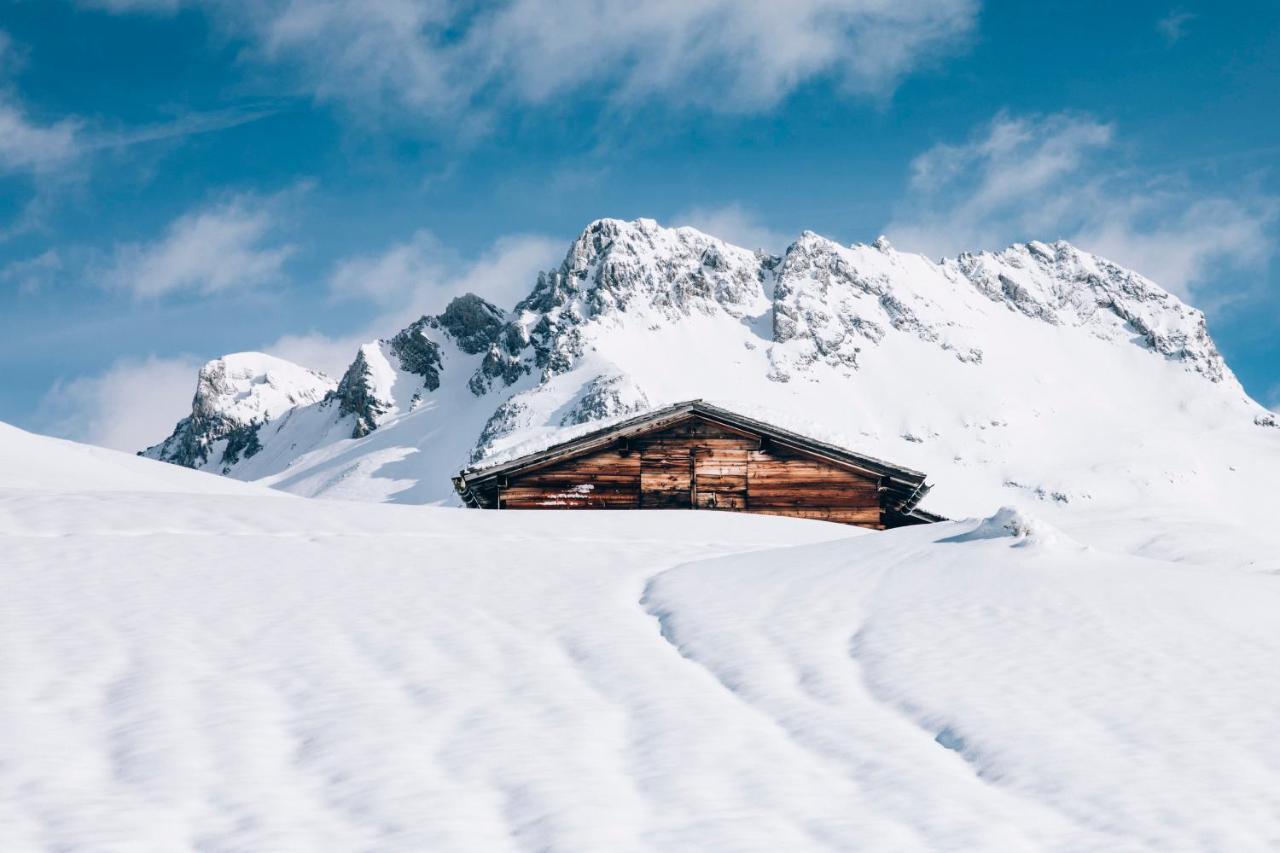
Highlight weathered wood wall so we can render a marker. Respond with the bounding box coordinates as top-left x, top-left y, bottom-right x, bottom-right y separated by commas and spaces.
497, 416, 885, 527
